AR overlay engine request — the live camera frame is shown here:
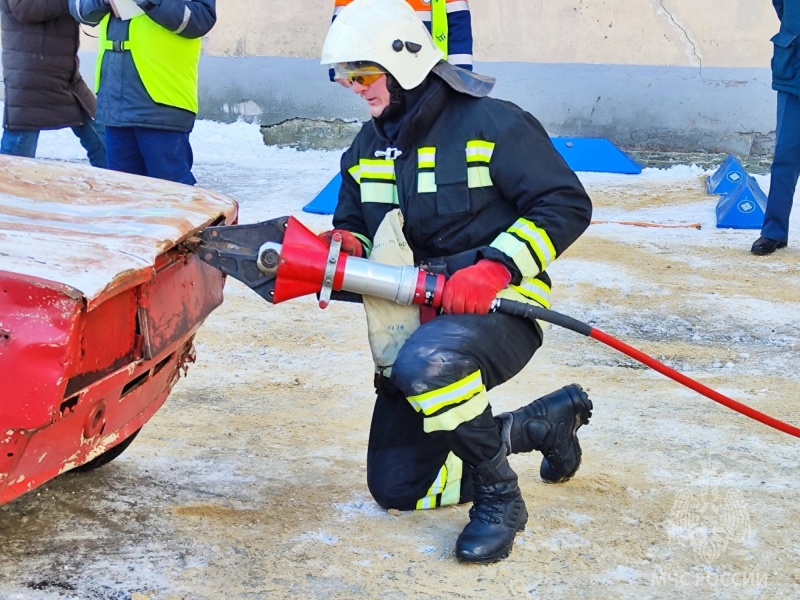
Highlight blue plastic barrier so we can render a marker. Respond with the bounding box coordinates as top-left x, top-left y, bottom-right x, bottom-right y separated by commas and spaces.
706, 154, 747, 195
302, 172, 342, 215
715, 176, 767, 229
